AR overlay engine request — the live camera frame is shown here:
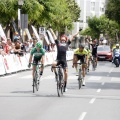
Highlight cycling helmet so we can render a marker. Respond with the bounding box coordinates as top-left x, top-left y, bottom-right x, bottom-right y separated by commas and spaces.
60, 35, 68, 41
79, 43, 85, 48
36, 42, 42, 48
116, 44, 119, 47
